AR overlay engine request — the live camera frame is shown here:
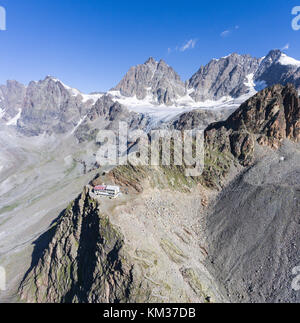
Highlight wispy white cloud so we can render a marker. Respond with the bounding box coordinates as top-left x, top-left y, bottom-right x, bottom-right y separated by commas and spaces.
179, 39, 197, 52
221, 25, 240, 38
282, 43, 290, 51
220, 30, 230, 37
167, 38, 197, 55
